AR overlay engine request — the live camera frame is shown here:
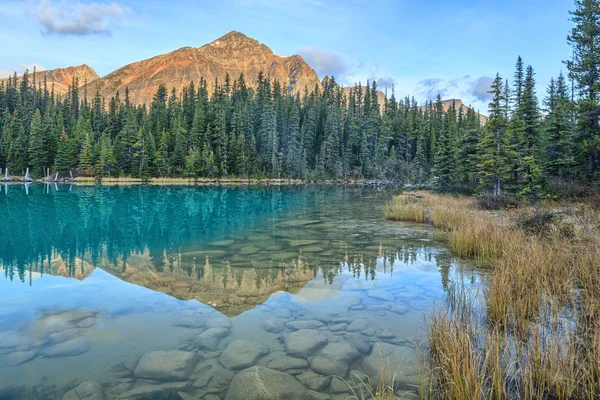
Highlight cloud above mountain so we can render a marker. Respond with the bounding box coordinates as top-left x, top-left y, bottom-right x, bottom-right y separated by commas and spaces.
298, 46, 348, 81
415, 75, 494, 107
36, 0, 125, 36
